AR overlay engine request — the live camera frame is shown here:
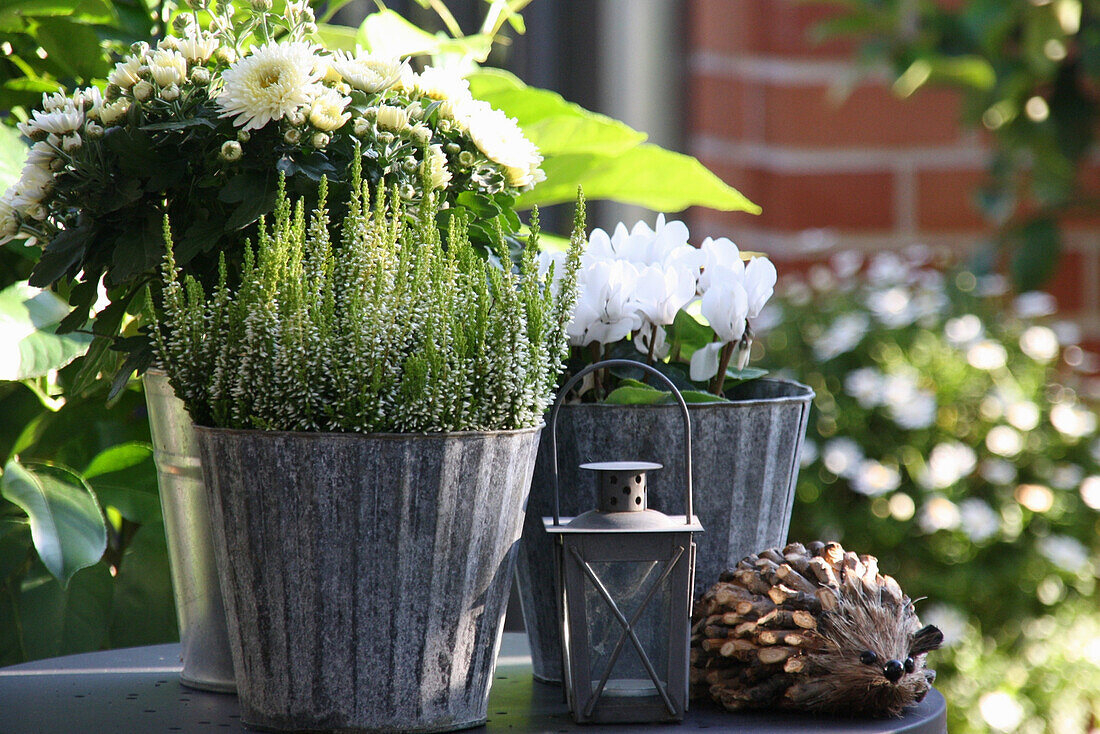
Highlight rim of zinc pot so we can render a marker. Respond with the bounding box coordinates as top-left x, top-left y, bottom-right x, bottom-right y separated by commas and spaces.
195, 423, 542, 733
